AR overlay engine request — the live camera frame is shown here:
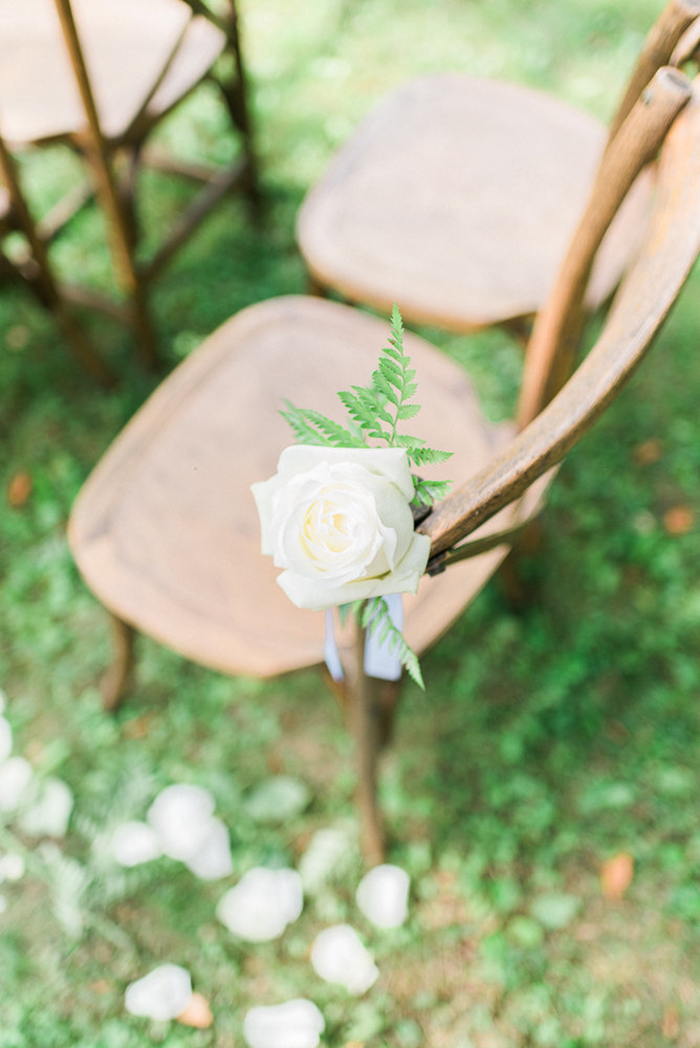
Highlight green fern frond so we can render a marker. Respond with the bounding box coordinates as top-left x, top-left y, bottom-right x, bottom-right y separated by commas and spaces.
413, 478, 452, 506
359, 596, 425, 690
